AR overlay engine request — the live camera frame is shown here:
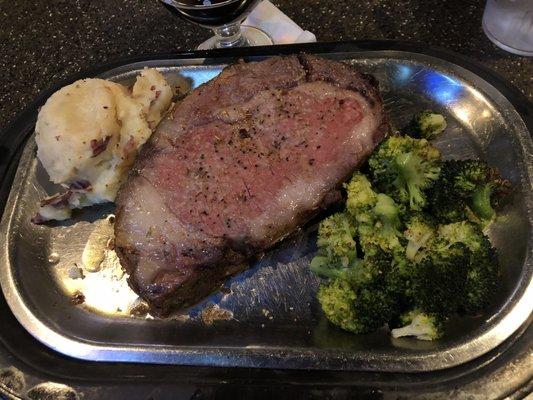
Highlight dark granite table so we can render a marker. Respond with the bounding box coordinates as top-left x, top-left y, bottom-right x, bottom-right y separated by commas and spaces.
1, 0, 531, 131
